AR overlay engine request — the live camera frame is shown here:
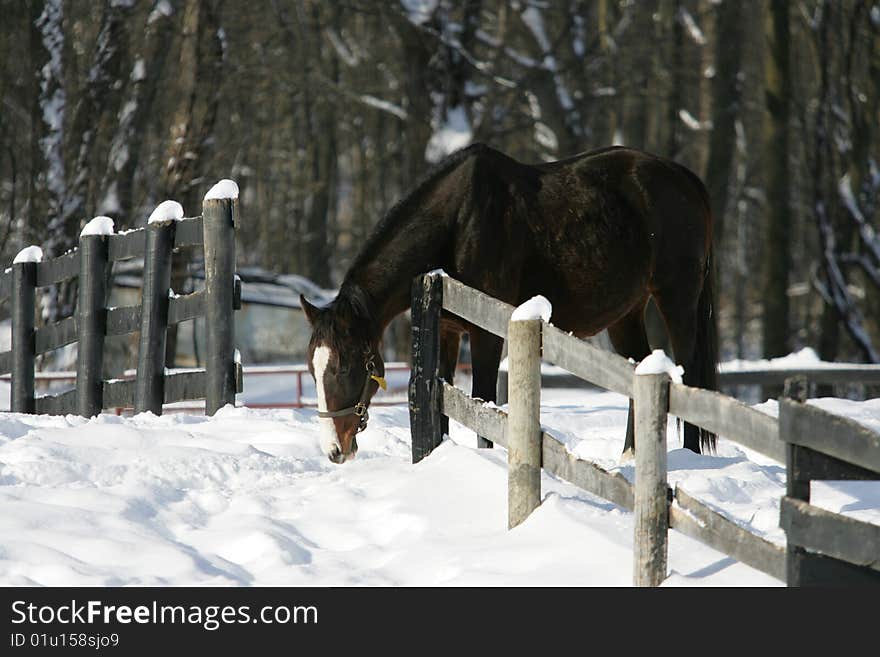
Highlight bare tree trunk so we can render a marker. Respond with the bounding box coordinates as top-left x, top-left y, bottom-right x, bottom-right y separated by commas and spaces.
161, 0, 223, 212
389, 9, 434, 184
761, 0, 792, 359
27, 0, 54, 249
32, 0, 136, 323
99, 0, 176, 224
162, 0, 225, 366
704, 0, 744, 252
33, 0, 66, 263
303, 2, 337, 288
813, 0, 877, 363
621, 2, 655, 149
63, 0, 133, 230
